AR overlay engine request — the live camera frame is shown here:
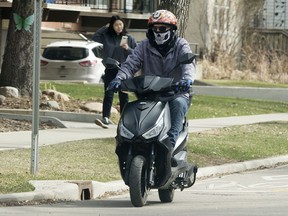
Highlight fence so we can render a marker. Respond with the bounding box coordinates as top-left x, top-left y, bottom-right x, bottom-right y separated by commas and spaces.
247, 28, 288, 54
